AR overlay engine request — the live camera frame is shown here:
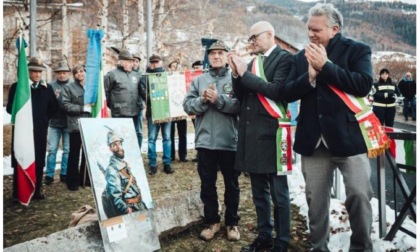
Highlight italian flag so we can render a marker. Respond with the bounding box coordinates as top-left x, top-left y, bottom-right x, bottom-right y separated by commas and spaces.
91, 61, 108, 118
11, 35, 36, 205
386, 128, 416, 170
